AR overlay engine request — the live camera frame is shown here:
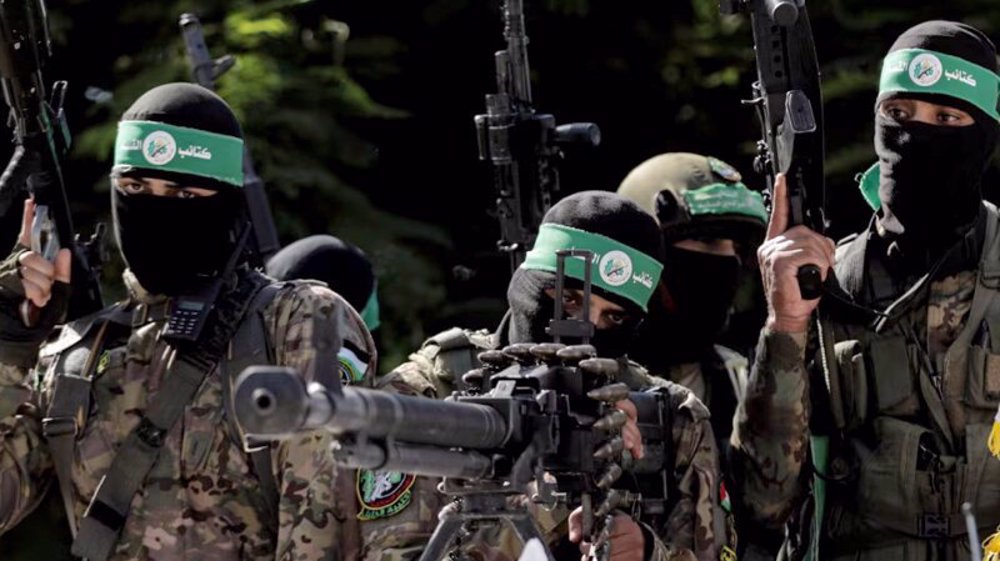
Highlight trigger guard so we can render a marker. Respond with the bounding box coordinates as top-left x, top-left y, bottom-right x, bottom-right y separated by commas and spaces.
30, 205, 59, 261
